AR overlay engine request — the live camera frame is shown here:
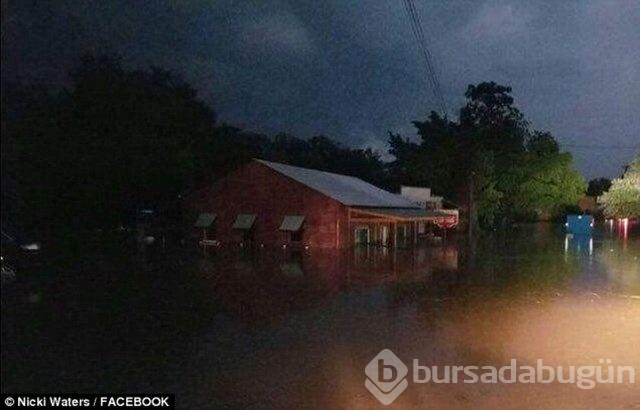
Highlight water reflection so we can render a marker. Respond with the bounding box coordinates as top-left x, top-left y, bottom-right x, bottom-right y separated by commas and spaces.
564, 234, 593, 256
2, 224, 639, 408
183, 224, 639, 407
562, 223, 640, 295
